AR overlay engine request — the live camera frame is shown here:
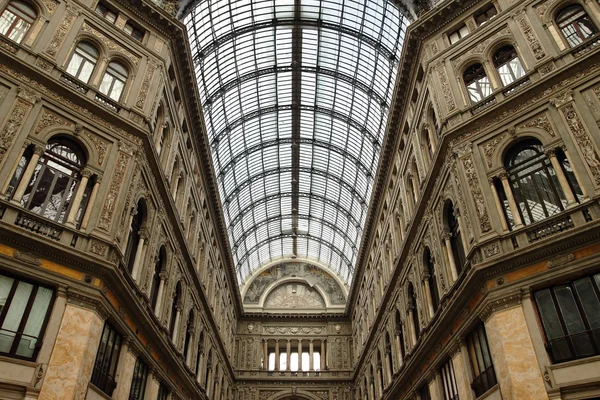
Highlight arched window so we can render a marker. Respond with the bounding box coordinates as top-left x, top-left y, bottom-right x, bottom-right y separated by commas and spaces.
124, 200, 144, 273
21, 138, 88, 223
493, 45, 526, 86
464, 63, 492, 103
369, 365, 376, 398
445, 200, 466, 275
169, 282, 182, 335
556, 4, 597, 47
423, 127, 434, 163
503, 139, 571, 225
0, 0, 36, 43
384, 332, 394, 380
196, 331, 205, 376
149, 246, 165, 311
183, 310, 194, 364
99, 61, 128, 101
66, 42, 99, 83
395, 309, 405, 362
424, 247, 440, 312
408, 283, 420, 338
376, 350, 385, 391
